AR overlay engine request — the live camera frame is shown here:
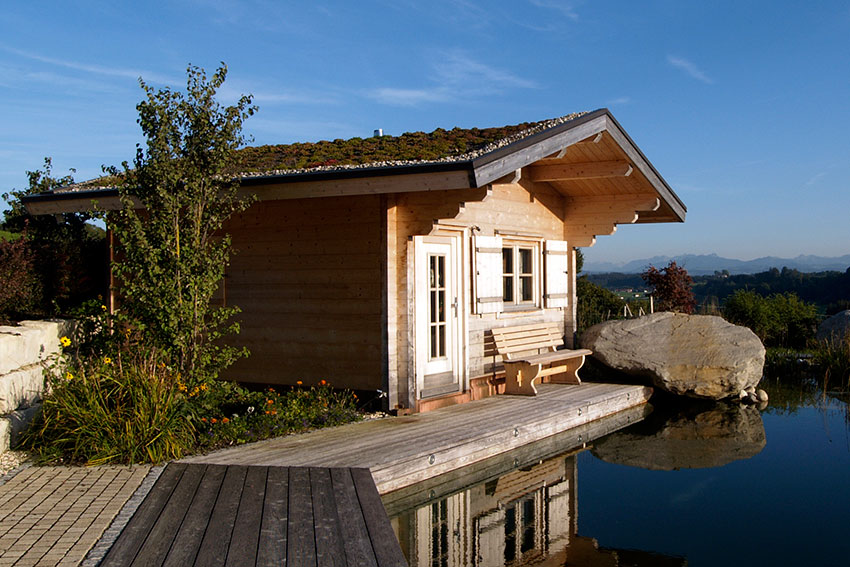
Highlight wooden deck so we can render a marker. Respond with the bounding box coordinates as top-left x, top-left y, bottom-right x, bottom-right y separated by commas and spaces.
185, 382, 653, 494
100, 463, 407, 567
